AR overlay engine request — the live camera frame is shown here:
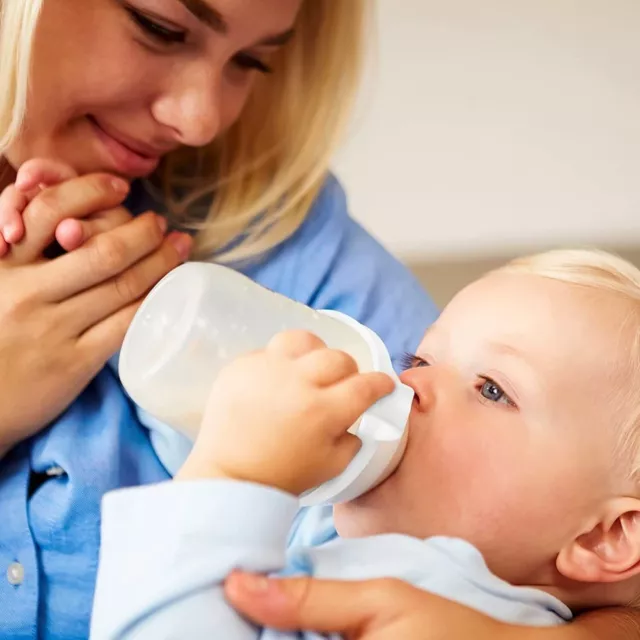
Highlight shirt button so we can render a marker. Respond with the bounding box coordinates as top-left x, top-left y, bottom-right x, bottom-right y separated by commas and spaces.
7, 562, 24, 586
45, 465, 65, 477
